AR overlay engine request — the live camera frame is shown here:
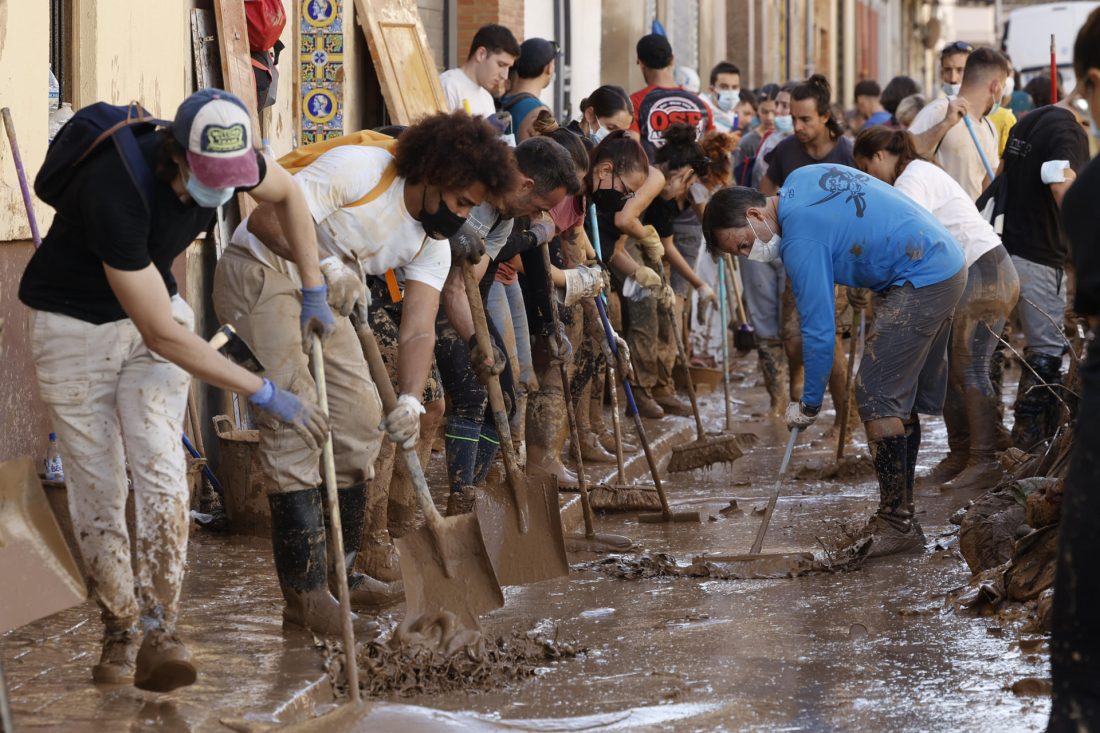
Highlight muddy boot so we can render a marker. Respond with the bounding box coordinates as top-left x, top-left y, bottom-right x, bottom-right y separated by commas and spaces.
943, 391, 1006, 493
446, 487, 477, 516
1011, 352, 1063, 452
989, 340, 1012, 451
904, 420, 924, 540
132, 627, 196, 693
526, 388, 578, 485
652, 385, 692, 417
573, 433, 617, 463
328, 484, 402, 607
866, 435, 925, 558
92, 619, 139, 685
269, 489, 352, 637
758, 340, 788, 417
632, 388, 666, 419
